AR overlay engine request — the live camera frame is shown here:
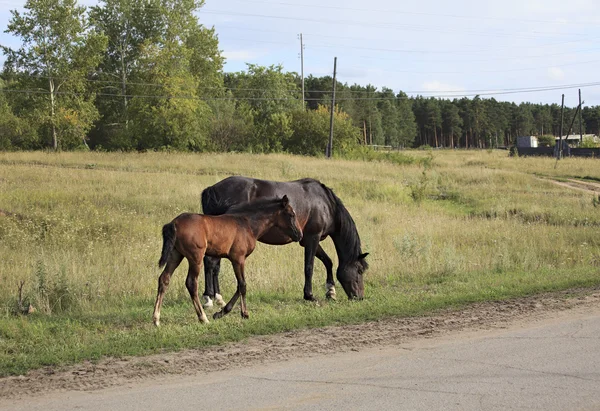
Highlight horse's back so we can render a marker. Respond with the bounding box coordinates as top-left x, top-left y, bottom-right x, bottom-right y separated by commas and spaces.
202, 176, 335, 241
